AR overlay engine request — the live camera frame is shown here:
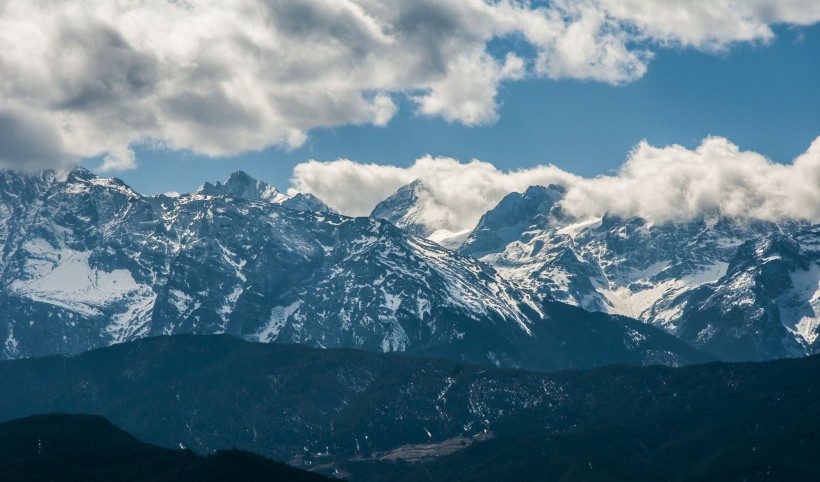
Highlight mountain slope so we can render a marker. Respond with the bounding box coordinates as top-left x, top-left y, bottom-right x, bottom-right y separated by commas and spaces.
0, 168, 705, 370
459, 185, 820, 361
0, 335, 816, 480
0, 413, 333, 482
671, 232, 819, 361
380, 390, 820, 482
